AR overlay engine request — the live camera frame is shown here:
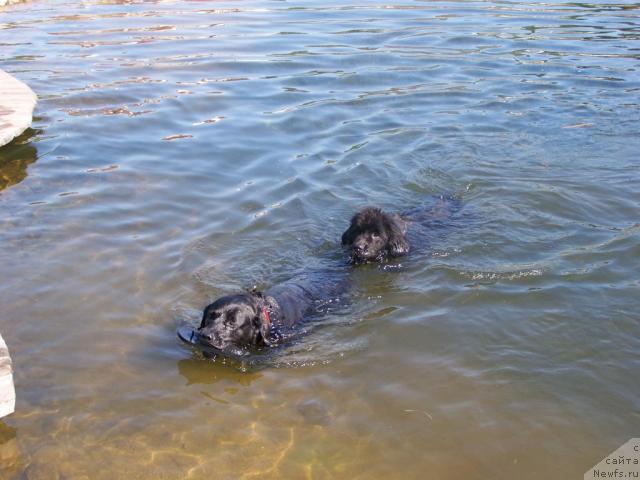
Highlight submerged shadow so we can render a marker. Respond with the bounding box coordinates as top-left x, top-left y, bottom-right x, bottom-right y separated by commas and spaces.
0, 421, 23, 477
0, 128, 38, 192
177, 357, 263, 387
